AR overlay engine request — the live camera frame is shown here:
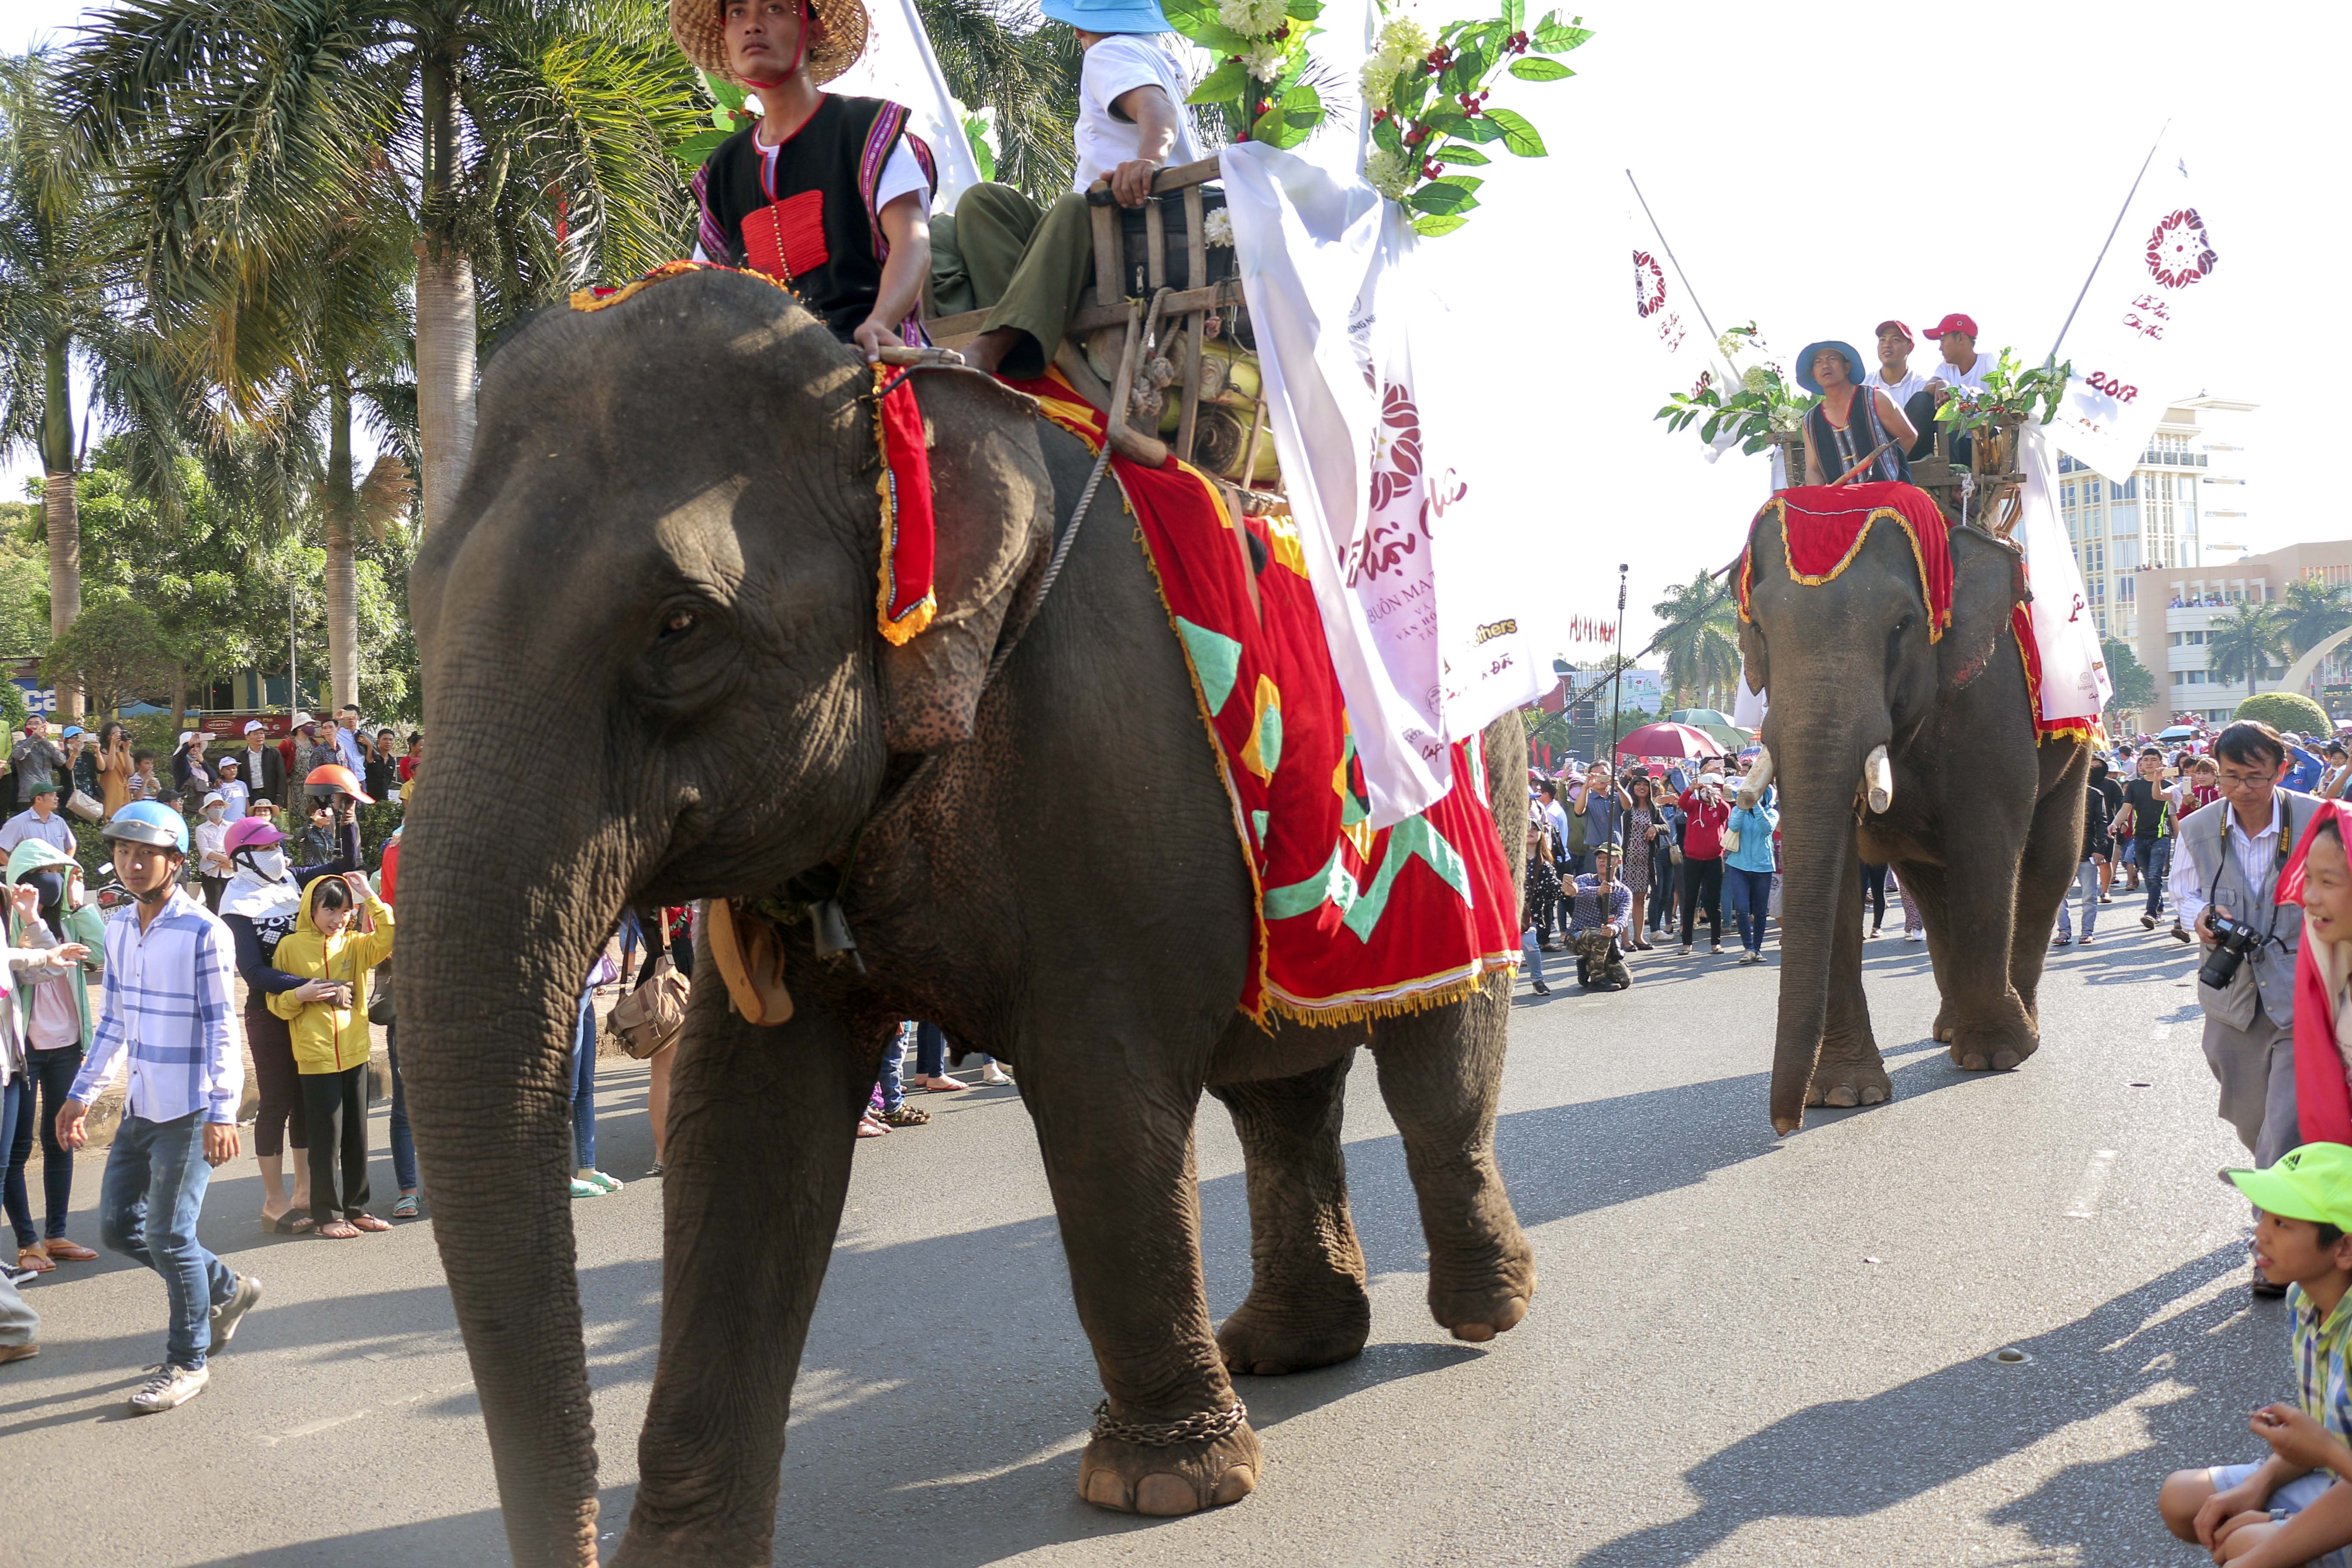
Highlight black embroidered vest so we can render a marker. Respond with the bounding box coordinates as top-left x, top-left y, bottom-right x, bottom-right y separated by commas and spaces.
1805, 386, 1911, 485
